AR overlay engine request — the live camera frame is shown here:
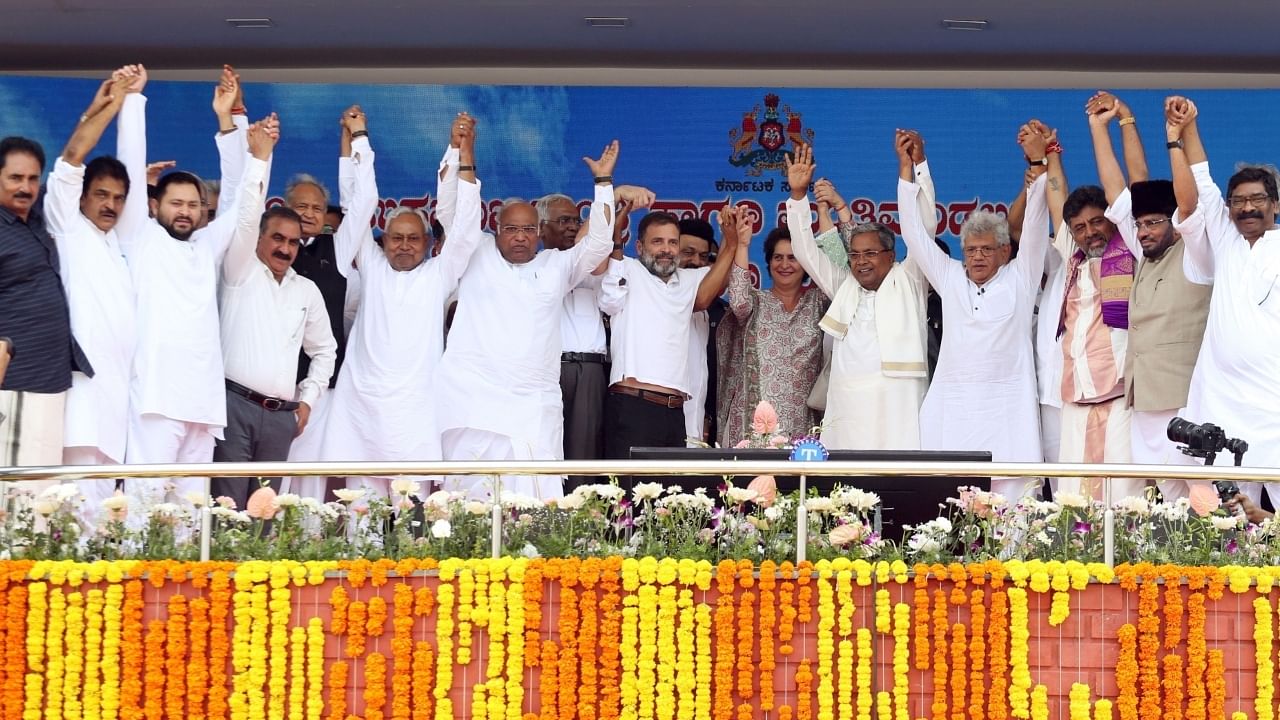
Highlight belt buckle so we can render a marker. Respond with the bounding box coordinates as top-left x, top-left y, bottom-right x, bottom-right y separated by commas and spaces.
665, 395, 680, 409
262, 397, 284, 411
